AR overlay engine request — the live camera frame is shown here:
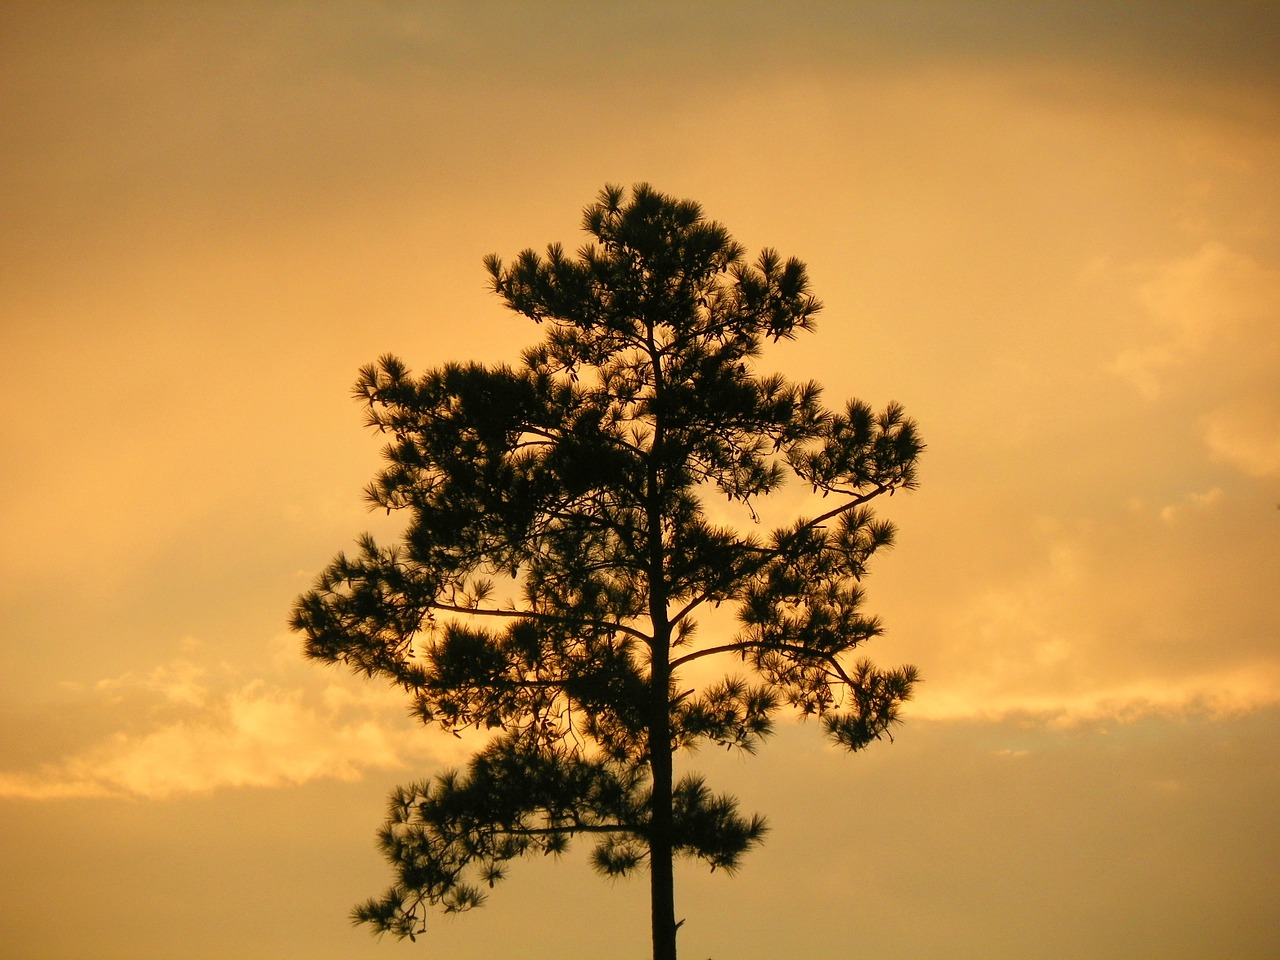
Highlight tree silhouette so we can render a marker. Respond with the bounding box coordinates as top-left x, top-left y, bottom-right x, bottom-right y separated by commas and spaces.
291, 184, 922, 960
